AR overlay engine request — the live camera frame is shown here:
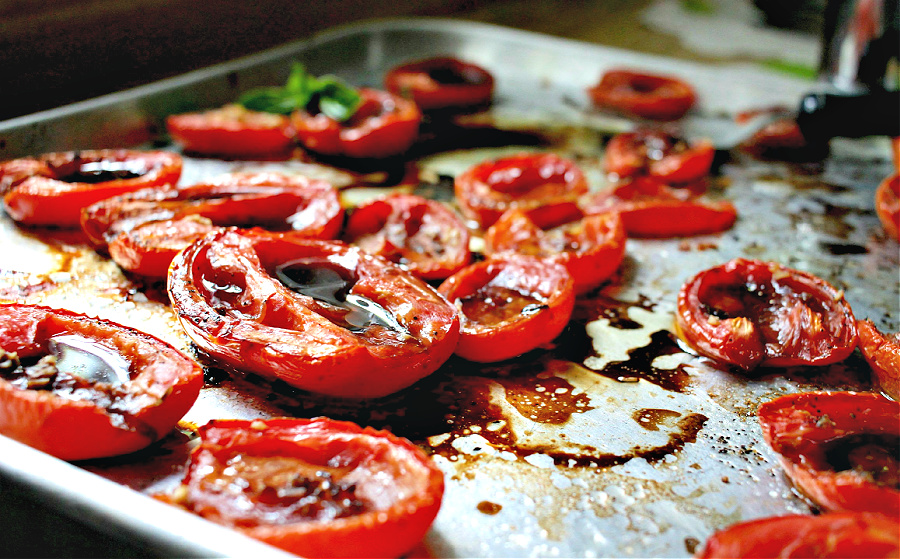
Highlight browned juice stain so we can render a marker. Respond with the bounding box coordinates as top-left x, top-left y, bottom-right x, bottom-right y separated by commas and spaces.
477, 501, 503, 515
633, 408, 682, 431
501, 374, 593, 424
